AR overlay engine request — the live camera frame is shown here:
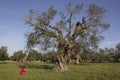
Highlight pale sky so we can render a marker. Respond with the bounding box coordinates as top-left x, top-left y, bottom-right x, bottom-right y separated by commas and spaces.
0, 0, 120, 56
